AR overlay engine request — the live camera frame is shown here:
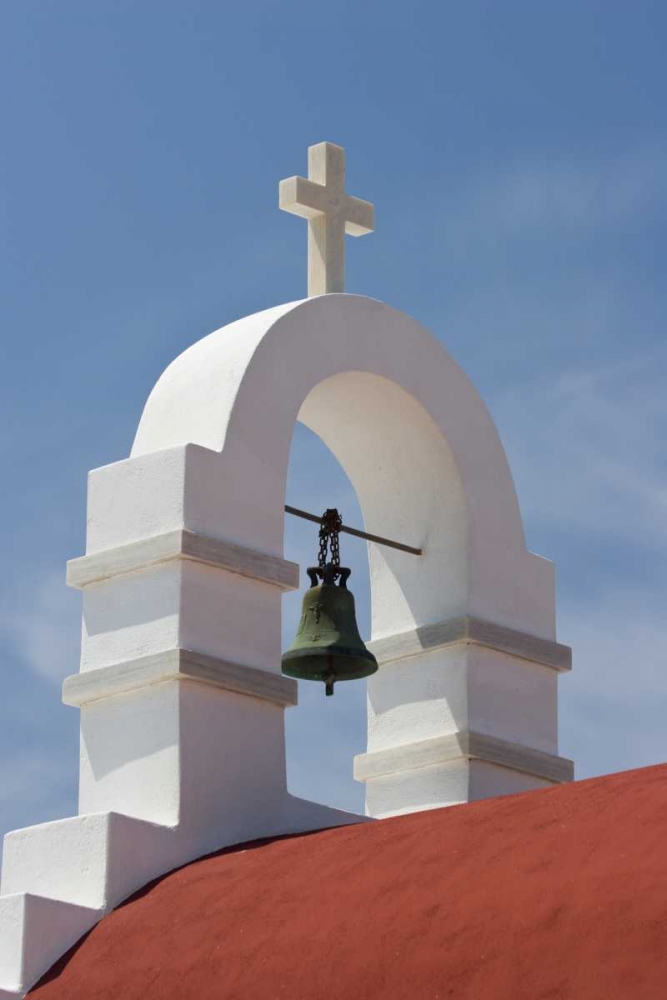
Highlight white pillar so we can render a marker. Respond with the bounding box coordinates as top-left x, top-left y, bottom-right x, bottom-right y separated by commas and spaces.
64, 444, 300, 851
355, 622, 572, 817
